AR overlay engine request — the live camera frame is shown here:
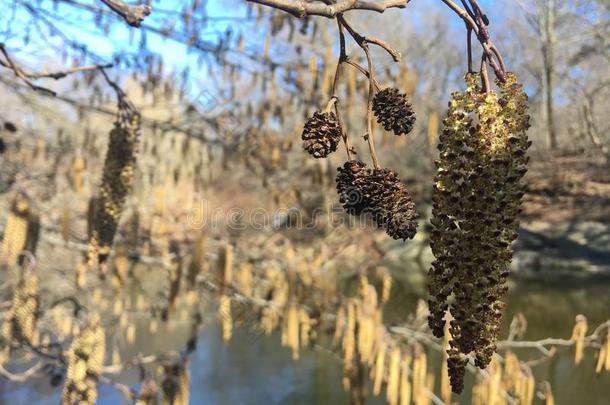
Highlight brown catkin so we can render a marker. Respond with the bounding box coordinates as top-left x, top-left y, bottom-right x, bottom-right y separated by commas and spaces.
428, 72, 531, 393
89, 97, 140, 265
